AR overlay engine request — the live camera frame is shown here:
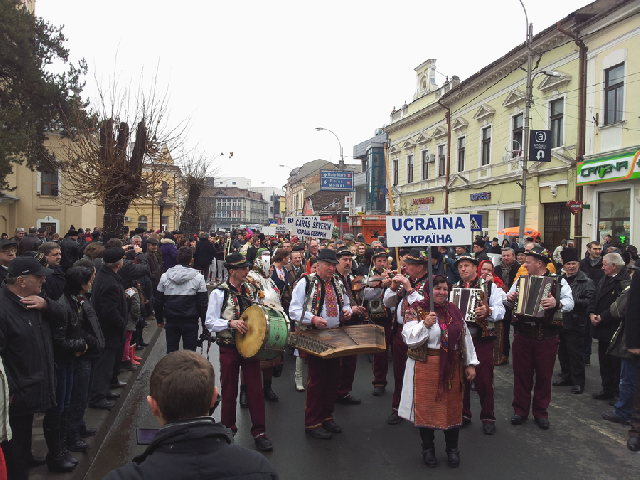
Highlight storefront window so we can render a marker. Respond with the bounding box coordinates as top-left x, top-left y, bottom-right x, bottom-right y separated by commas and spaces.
598, 190, 630, 246
503, 209, 519, 229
